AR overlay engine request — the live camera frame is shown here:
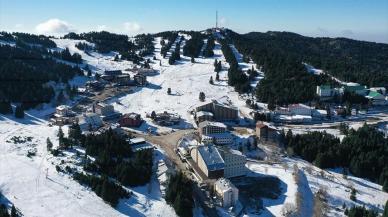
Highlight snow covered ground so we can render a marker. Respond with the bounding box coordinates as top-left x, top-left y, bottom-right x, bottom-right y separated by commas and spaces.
2, 34, 388, 217
246, 161, 297, 217
53, 38, 136, 74
107, 37, 255, 133
1, 34, 256, 217
0, 111, 177, 217
246, 158, 388, 217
